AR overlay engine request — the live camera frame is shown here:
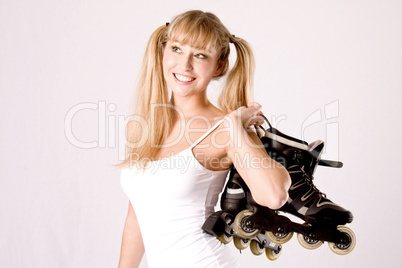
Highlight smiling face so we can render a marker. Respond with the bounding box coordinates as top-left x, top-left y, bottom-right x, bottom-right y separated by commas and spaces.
162, 40, 222, 98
